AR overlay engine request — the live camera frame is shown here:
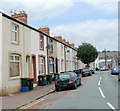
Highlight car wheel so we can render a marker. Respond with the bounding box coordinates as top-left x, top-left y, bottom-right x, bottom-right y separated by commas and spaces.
79, 80, 81, 86
55, 86, 59, 91
73, 82, 77, 89
89, 73, 92, 76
